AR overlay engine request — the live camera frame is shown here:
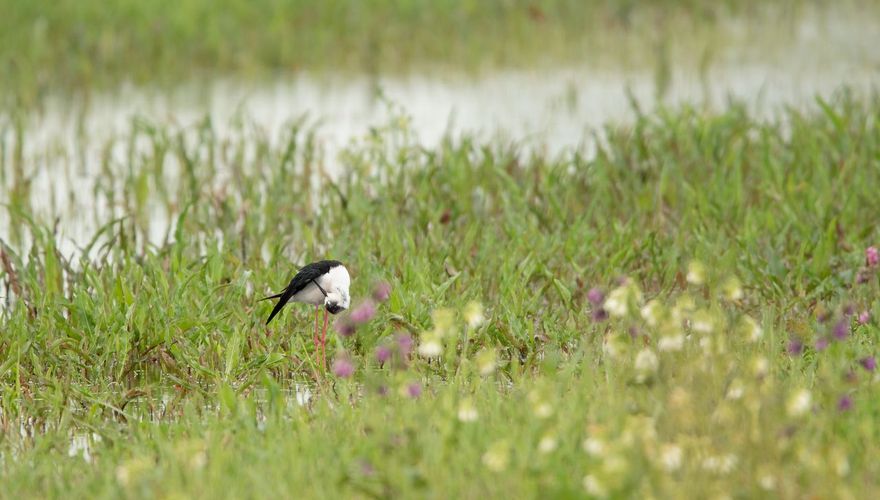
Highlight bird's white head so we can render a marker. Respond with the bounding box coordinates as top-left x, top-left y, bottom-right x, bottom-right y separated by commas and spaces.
324, 265, 351, 314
